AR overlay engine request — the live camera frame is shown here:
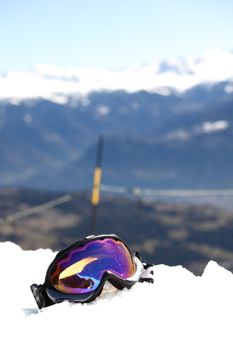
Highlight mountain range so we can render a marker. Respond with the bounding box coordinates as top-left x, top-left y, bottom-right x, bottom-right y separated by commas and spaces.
1, 49, 233, 100
0, 84, 233, 191
0, 50, 233, 192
